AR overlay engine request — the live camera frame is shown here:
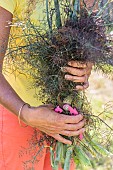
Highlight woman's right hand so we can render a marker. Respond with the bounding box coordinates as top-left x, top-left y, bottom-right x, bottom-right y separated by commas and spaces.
22, 104, 85, 145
